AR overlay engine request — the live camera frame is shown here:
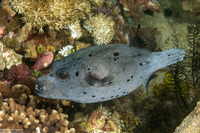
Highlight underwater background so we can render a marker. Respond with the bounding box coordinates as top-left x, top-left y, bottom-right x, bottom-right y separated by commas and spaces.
0, 0, 200, 132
